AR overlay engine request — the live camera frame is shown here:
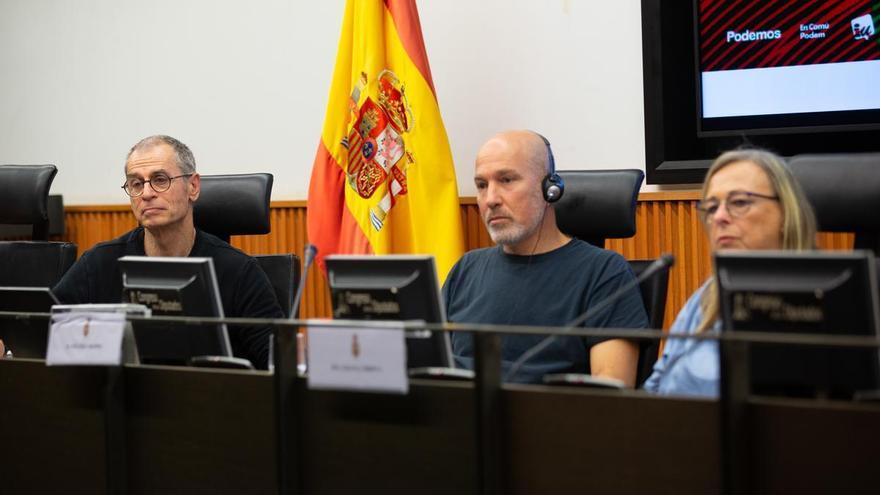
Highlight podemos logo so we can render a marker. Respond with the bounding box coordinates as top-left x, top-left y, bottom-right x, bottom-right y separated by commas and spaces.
851, 14, 875, 40
726, 29, 782, 43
